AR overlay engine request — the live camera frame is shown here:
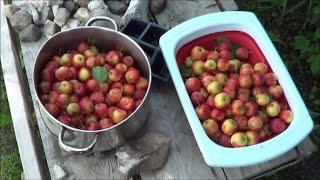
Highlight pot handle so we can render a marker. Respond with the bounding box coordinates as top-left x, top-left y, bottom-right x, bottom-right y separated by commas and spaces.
58, 127, 99, 155
85, 16, 118, 31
